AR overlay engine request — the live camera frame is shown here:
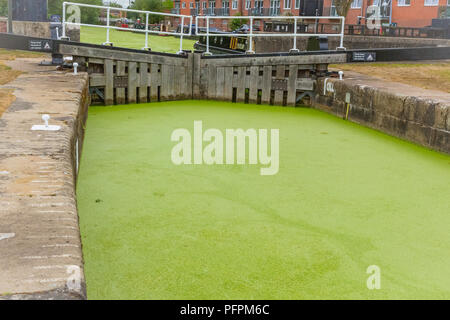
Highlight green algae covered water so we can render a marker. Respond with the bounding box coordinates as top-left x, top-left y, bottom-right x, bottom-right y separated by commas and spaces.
77, 100, 450, 299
